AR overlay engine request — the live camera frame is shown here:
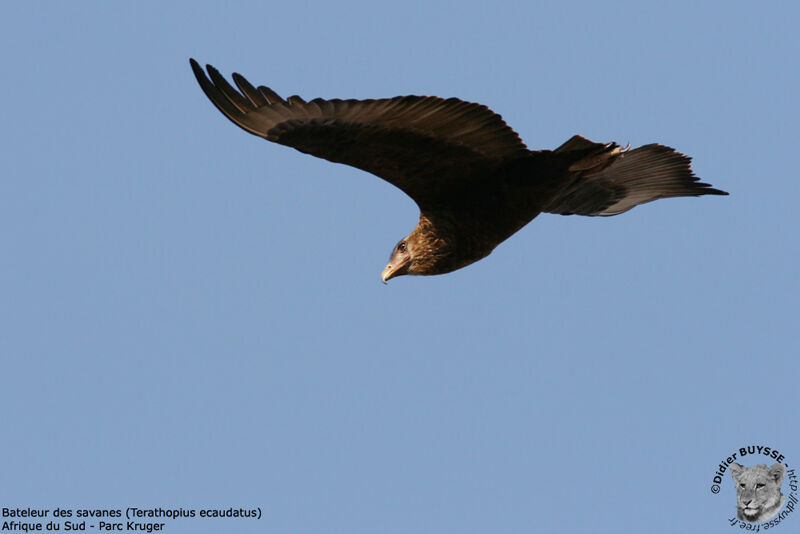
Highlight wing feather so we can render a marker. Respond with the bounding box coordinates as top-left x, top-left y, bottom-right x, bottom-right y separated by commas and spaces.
206, 65, 252, 113
190, 59, 528, 207
231, 73, 268, 107
257, 85, 284, 104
